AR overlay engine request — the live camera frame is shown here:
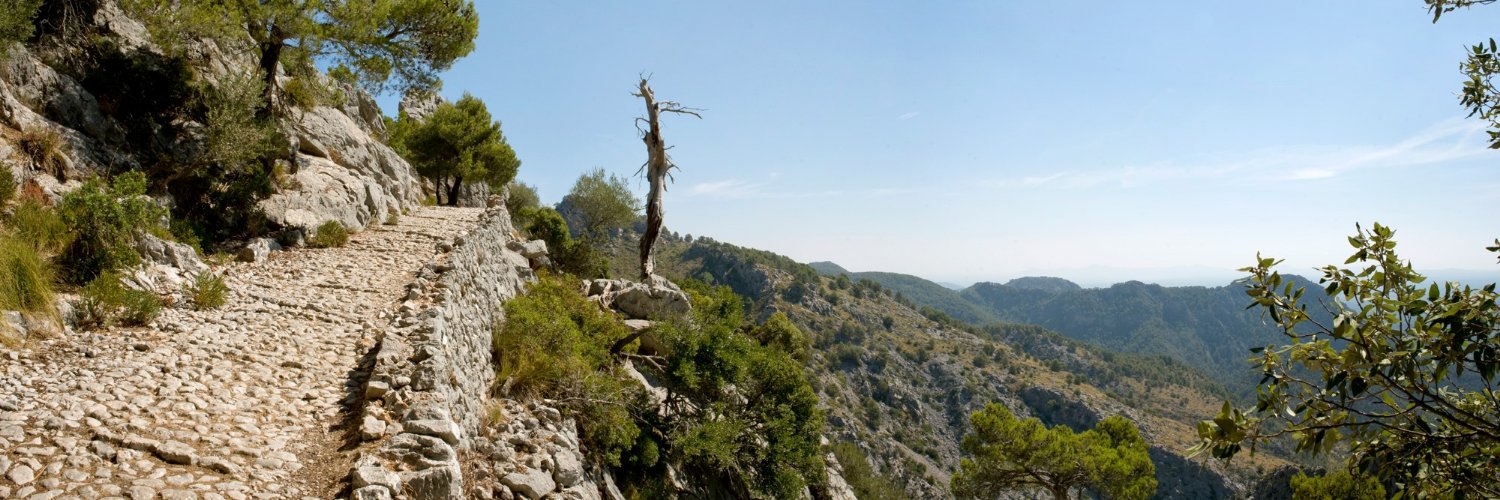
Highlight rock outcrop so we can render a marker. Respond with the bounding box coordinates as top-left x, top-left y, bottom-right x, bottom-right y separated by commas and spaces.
0, 2, 421, 235
261, 94, 422, 233
584, 276, 692, 321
